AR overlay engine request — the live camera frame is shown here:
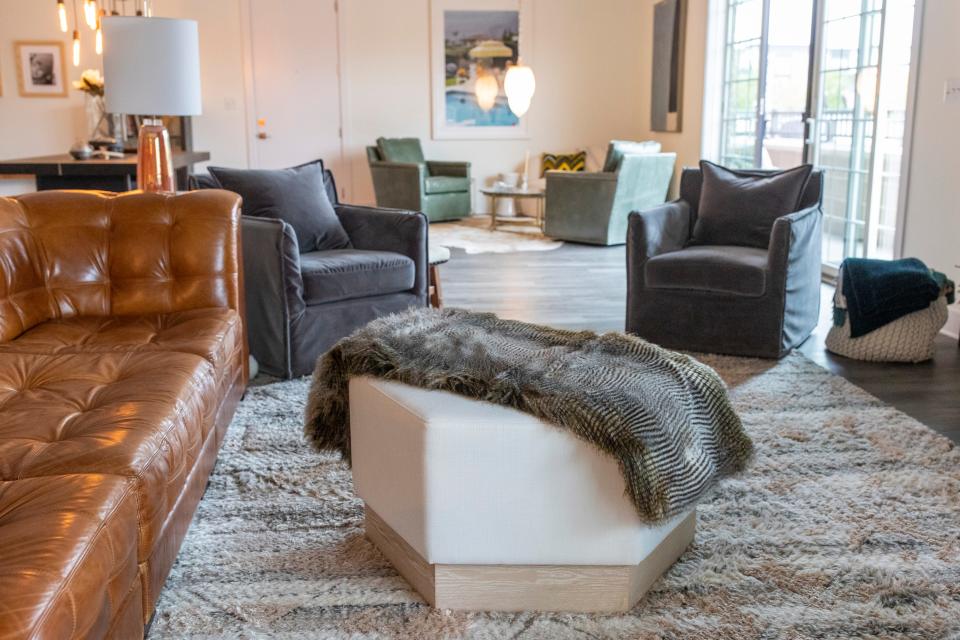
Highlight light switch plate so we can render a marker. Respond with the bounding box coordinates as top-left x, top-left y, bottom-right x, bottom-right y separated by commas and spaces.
945, 78, 960, 104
